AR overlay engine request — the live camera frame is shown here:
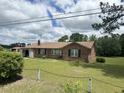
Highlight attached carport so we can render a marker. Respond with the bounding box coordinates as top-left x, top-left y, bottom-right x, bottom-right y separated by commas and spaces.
22, 48, 34, 58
